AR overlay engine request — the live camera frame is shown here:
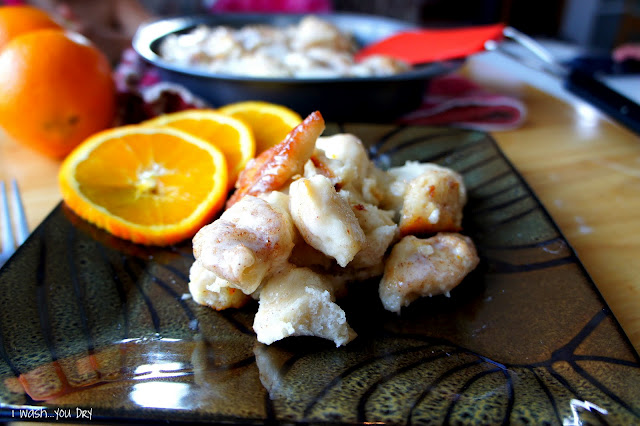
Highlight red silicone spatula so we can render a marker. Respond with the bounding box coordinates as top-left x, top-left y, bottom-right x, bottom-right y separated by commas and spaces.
355, 23, 506, 65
